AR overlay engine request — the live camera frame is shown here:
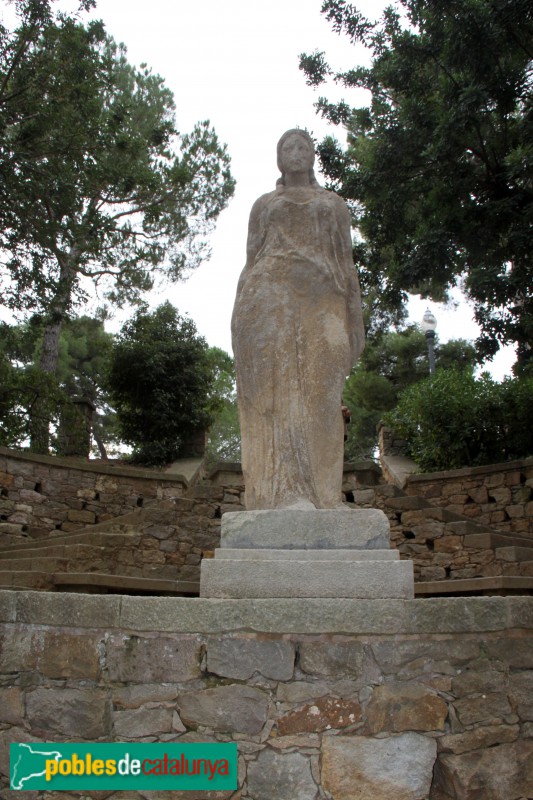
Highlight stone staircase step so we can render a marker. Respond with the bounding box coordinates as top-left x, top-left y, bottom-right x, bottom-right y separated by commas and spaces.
495, 546, 533, 563
0, 531, 142, 554
415, 575, 533, 596
0, 570, 199, 595
53, 572, 199, 594
445, 520, 496, 536
463, 532, 533, 550
384, 496, 432, 511
0, 571, 52, 590
0, 551, 129, 573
